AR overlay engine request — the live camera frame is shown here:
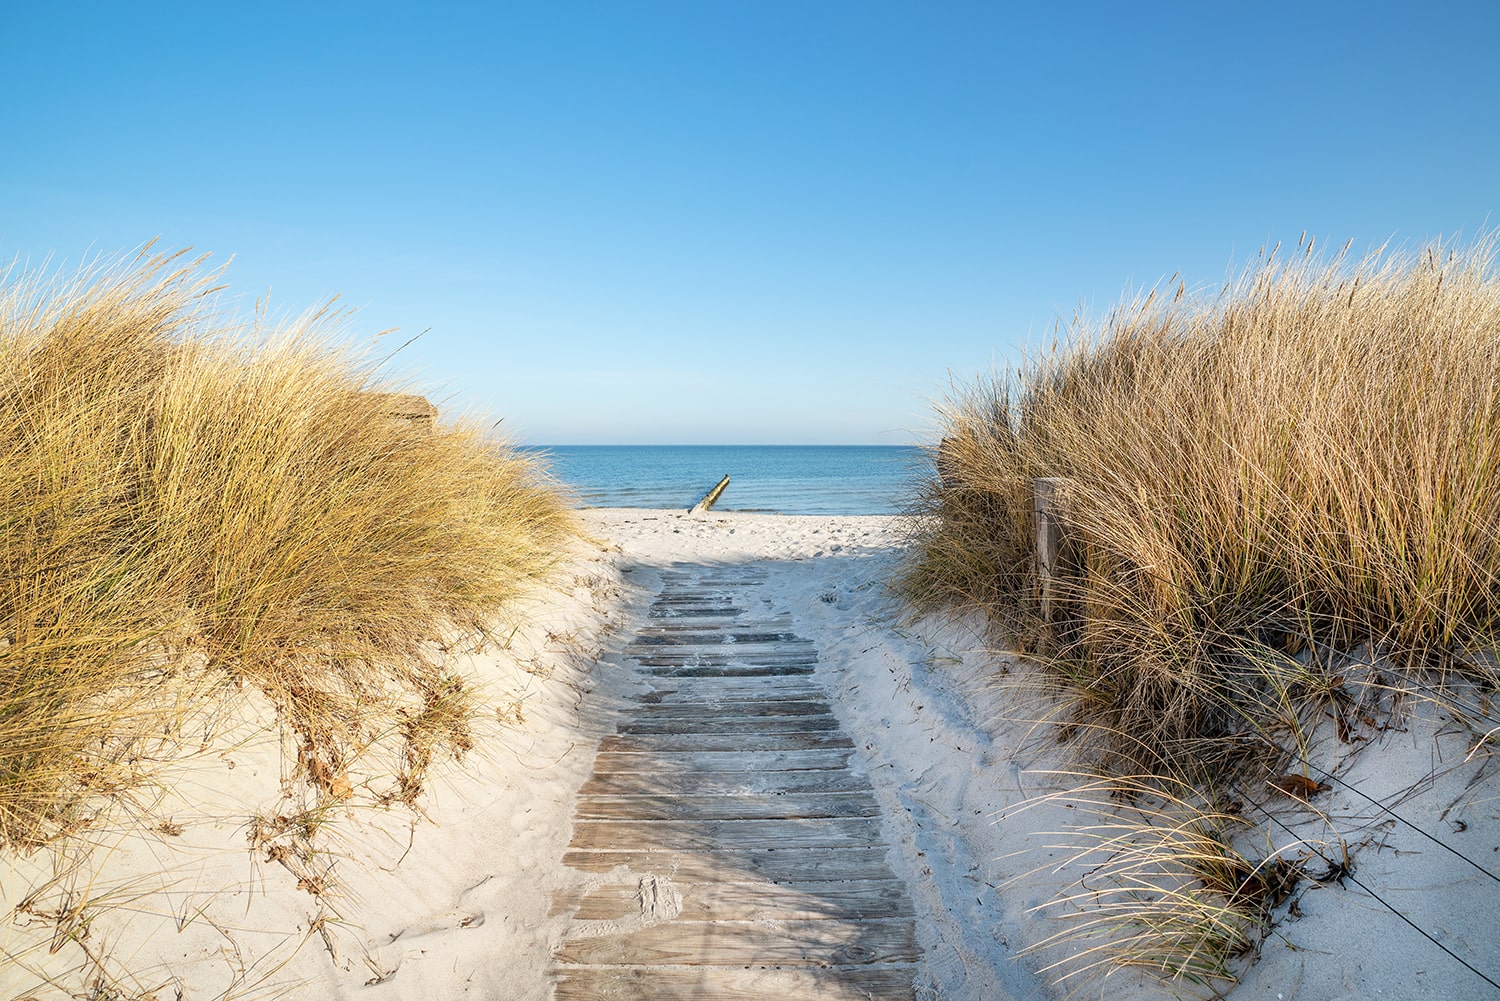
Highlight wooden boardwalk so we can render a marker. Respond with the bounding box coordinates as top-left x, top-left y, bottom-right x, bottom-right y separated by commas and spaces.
550, 565, 920, 1000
